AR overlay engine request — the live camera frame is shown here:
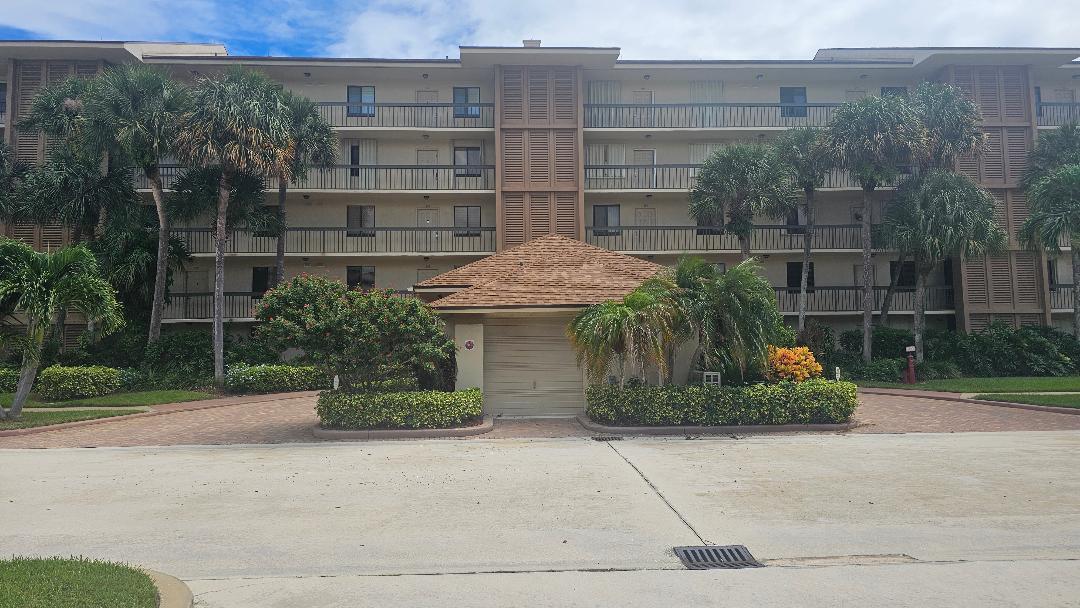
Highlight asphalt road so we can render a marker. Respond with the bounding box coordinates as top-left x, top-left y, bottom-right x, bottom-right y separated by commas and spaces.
2, 431, 1078, 607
